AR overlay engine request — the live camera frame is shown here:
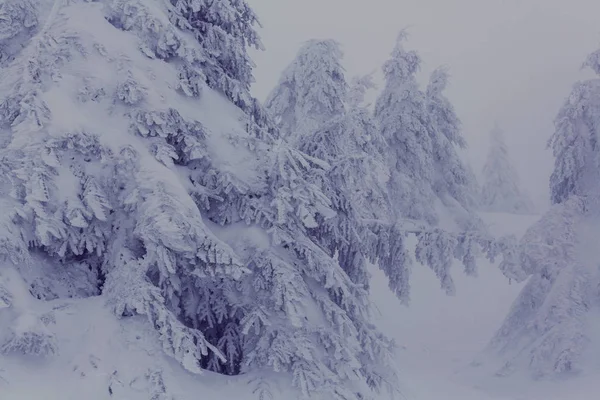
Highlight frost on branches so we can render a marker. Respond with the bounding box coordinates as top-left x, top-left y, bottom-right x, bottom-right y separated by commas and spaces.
425, 67, 481, 228
265, 39, 347, 144
480, 125, 534, 214
0, 1, 397, 399
265, 36, 513, 305
488, 47, 600, 378
374, 32, 481, 230
266, 40, 397, 297
374, 32, 436, 225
